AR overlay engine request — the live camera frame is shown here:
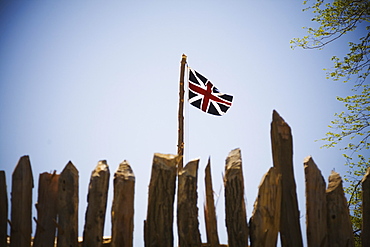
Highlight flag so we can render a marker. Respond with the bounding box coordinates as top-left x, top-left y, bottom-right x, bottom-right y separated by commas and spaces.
188, 68, 233, 116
